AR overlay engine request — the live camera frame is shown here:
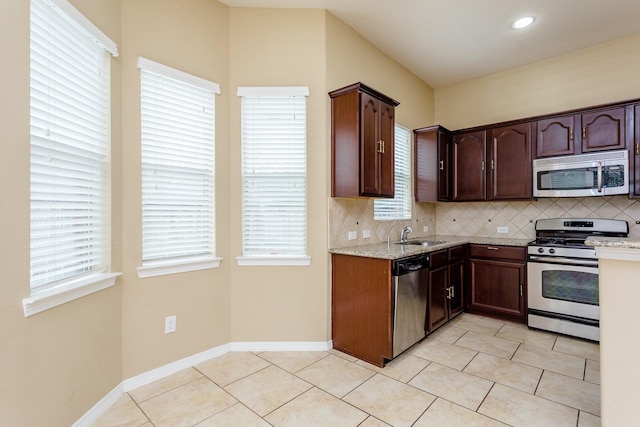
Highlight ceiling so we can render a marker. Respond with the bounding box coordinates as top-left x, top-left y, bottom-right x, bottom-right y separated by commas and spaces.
219, 0, 640, 88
